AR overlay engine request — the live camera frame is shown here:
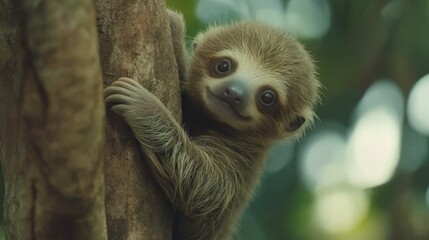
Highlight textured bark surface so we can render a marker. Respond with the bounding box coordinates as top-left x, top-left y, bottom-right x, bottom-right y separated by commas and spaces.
0, 0, 107, 239
96, 0, 179, 239
0, 0, 178, 239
